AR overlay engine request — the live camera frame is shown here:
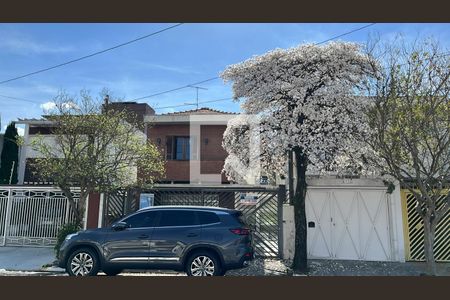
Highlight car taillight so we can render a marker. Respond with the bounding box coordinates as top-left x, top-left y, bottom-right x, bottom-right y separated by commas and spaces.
230, 228, 250, 235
